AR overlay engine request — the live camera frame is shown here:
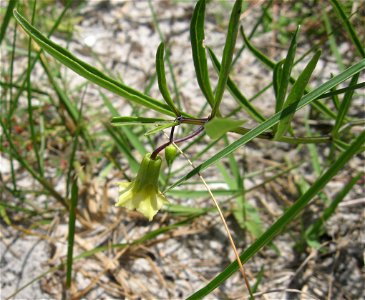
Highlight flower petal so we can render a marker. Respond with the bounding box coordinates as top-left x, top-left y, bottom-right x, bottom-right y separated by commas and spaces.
115, 153, 169, 221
